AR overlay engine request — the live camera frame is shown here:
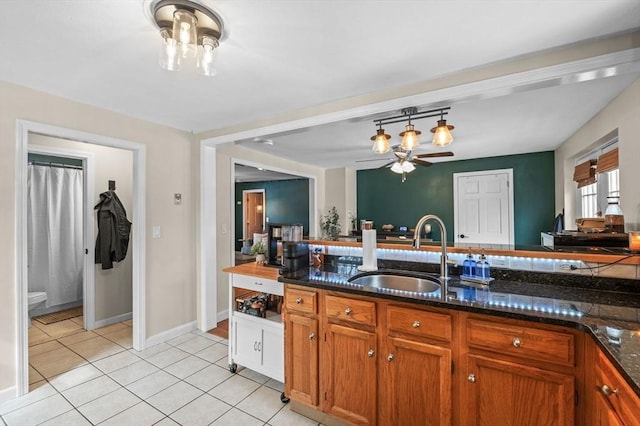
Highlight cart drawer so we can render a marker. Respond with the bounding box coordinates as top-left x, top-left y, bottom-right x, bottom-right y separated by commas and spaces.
232, 274, 283, 296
